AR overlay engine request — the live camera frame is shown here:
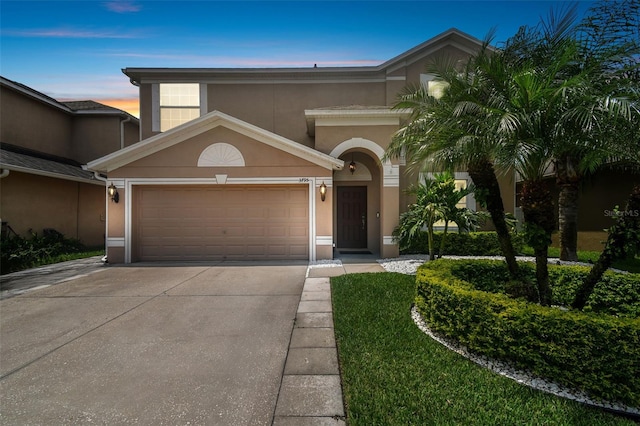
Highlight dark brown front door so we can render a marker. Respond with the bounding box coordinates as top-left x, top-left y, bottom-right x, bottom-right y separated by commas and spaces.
337, 186, 367, 248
